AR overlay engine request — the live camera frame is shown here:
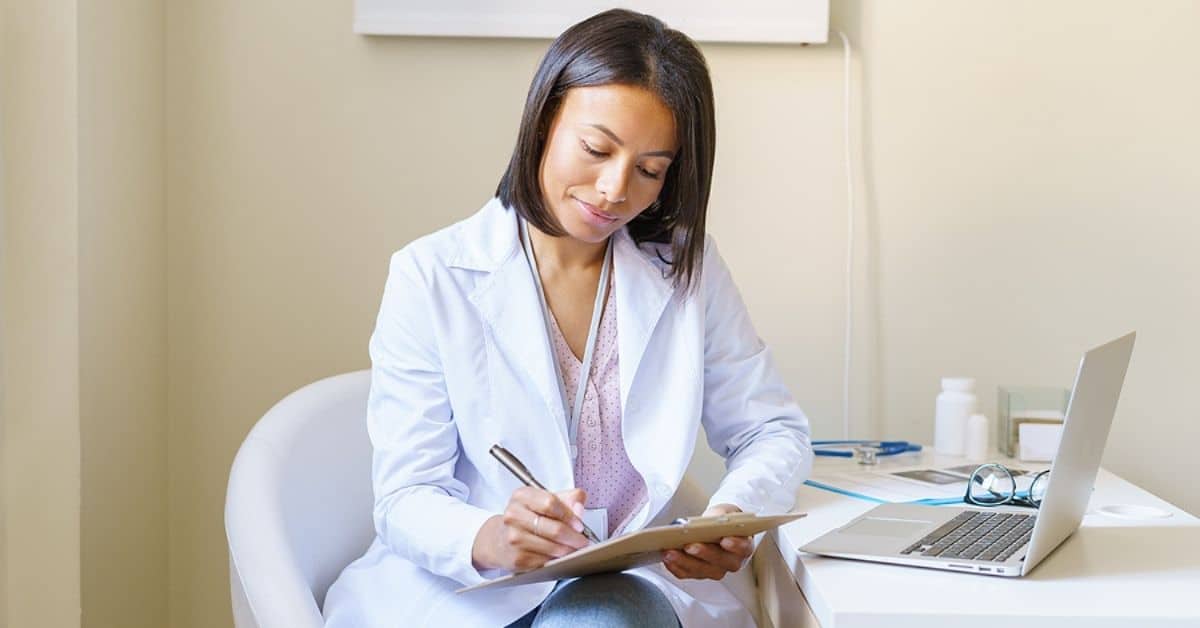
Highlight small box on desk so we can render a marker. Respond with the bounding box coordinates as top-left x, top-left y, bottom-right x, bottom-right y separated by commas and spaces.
1018, 422, 1064, 462
997, 386, 1068, 457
